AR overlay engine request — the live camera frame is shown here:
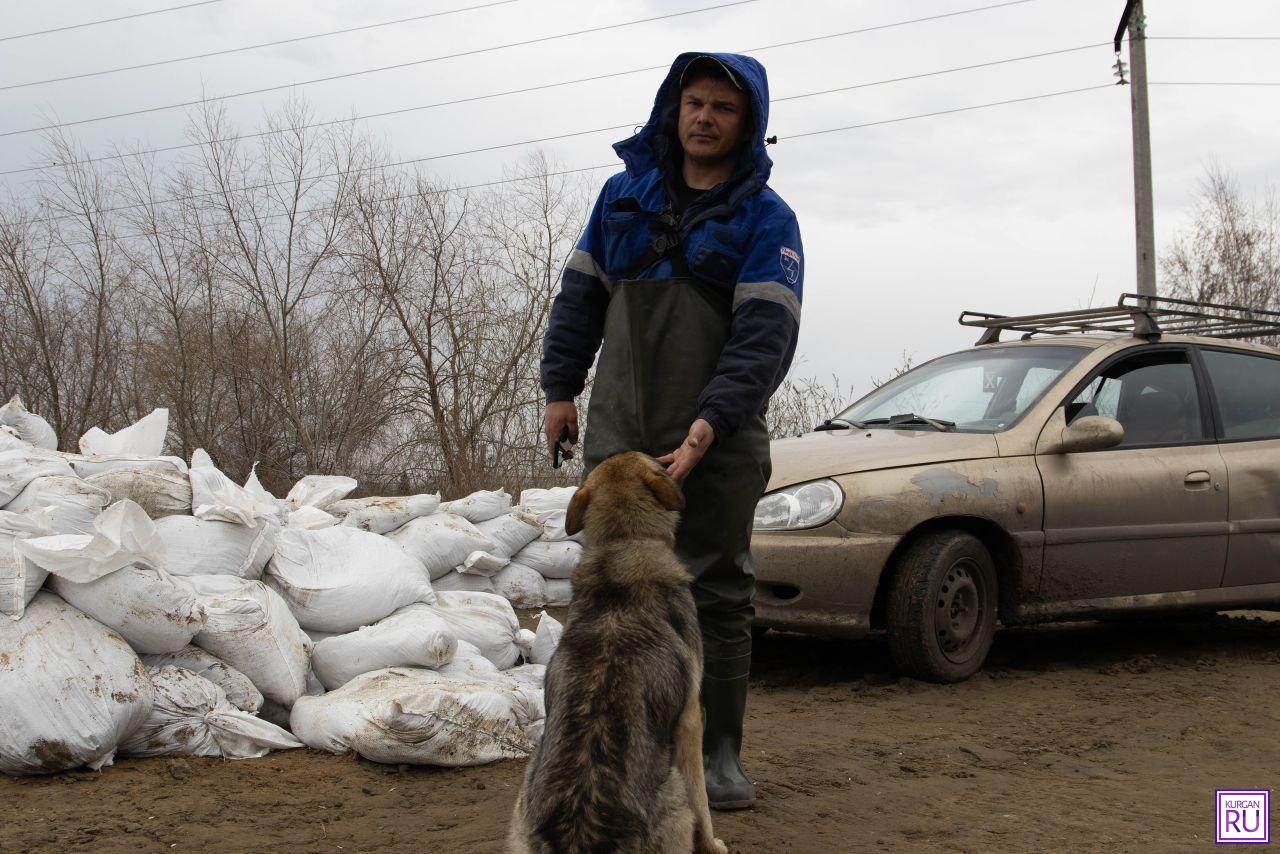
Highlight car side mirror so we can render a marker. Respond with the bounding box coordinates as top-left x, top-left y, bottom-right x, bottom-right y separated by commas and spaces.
1037, 408, 1124, 454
